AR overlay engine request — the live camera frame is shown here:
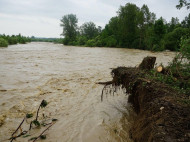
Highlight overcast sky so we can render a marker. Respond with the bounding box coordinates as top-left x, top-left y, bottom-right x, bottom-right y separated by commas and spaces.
0, 0, 188, 38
